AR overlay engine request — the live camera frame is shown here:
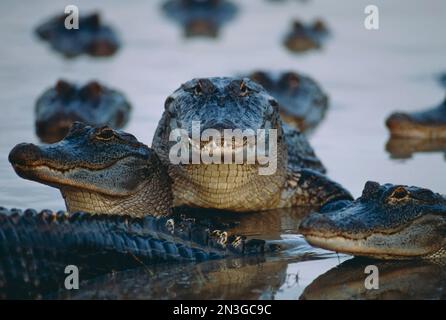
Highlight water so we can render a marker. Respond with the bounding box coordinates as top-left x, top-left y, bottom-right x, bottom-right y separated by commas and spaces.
0, 0, 445, 299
